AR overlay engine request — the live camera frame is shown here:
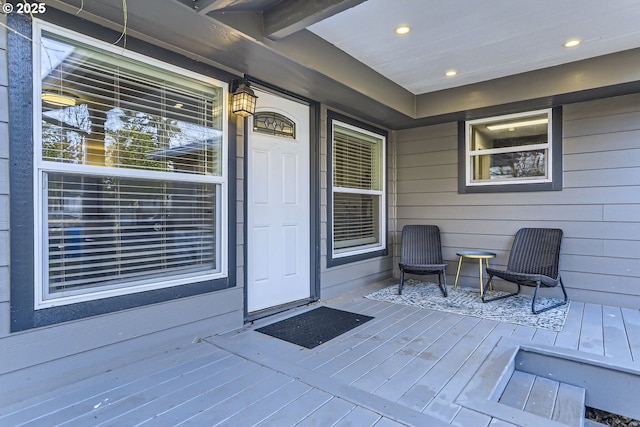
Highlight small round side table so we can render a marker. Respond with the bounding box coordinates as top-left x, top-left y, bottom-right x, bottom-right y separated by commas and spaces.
453, 250, 496, 297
